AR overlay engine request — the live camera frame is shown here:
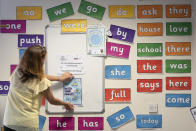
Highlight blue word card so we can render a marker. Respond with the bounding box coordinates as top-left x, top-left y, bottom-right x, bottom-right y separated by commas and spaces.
19, 48, 26, 59
136, 115, 162, 128
107, 106, 134, 129
166, 94, 191, 107
39, 115, 46, 130
105, 65, 131, 79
